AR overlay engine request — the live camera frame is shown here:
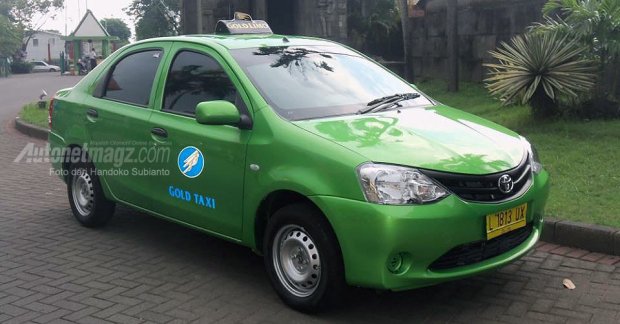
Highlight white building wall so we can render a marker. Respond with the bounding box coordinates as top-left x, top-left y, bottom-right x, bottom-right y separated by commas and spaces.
24, 32, 65, 62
